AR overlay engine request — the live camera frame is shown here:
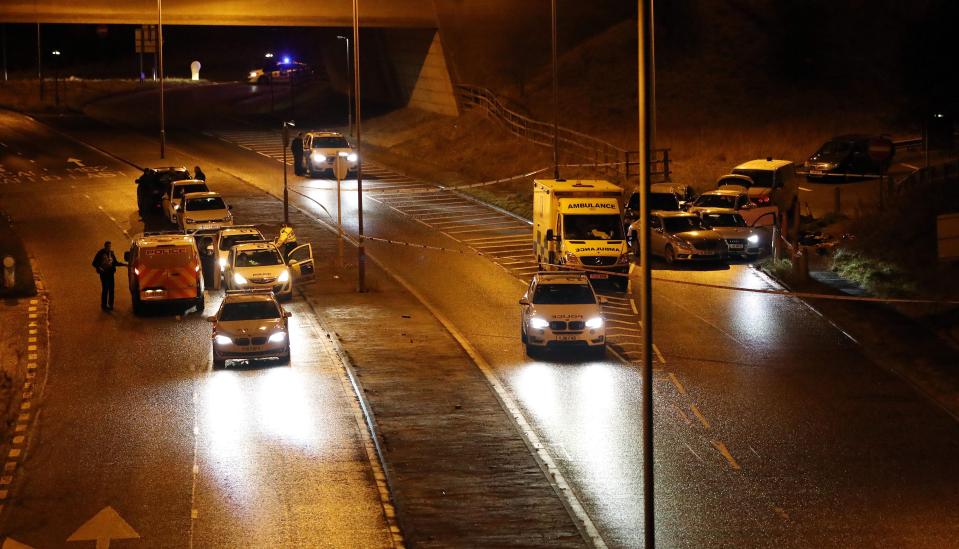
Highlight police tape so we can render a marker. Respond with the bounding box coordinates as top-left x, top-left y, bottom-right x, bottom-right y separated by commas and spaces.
326, 225, 959, 305
359, 167, 551, 196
